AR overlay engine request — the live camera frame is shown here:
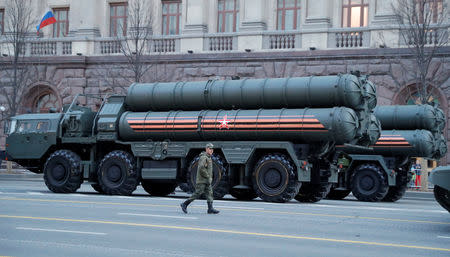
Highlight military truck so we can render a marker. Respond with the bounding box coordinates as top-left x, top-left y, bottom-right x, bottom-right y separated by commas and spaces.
4, 74, 379, 203
429, 166, 450, 212
327, 104, 447, 202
